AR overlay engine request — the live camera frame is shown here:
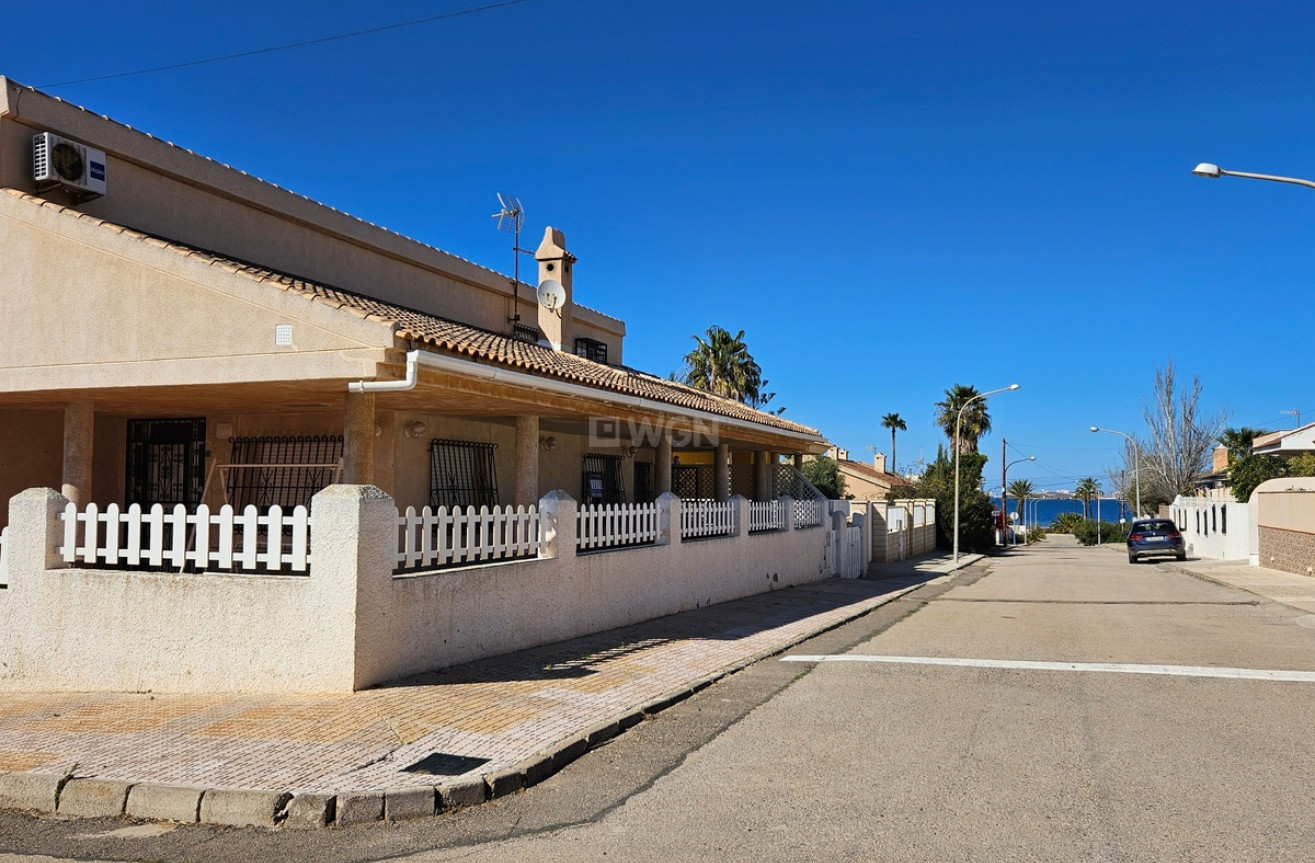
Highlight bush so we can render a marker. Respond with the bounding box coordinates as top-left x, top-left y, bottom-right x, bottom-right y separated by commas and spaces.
1027, 526, 1047, 543
1051, 512, 1083, 534
1073, 520, 1128, 546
